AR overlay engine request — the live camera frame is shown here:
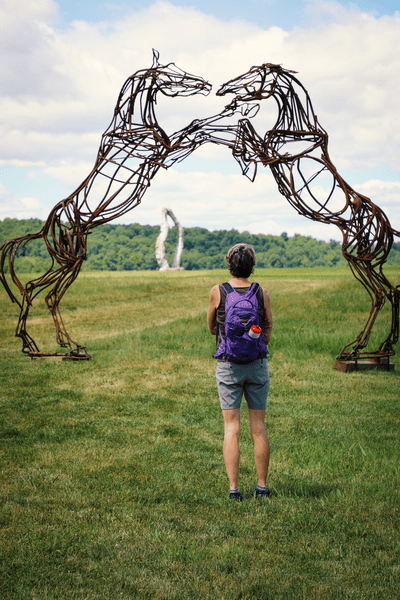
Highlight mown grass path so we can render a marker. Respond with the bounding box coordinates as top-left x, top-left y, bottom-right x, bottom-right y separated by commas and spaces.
1, 268, 399, 599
